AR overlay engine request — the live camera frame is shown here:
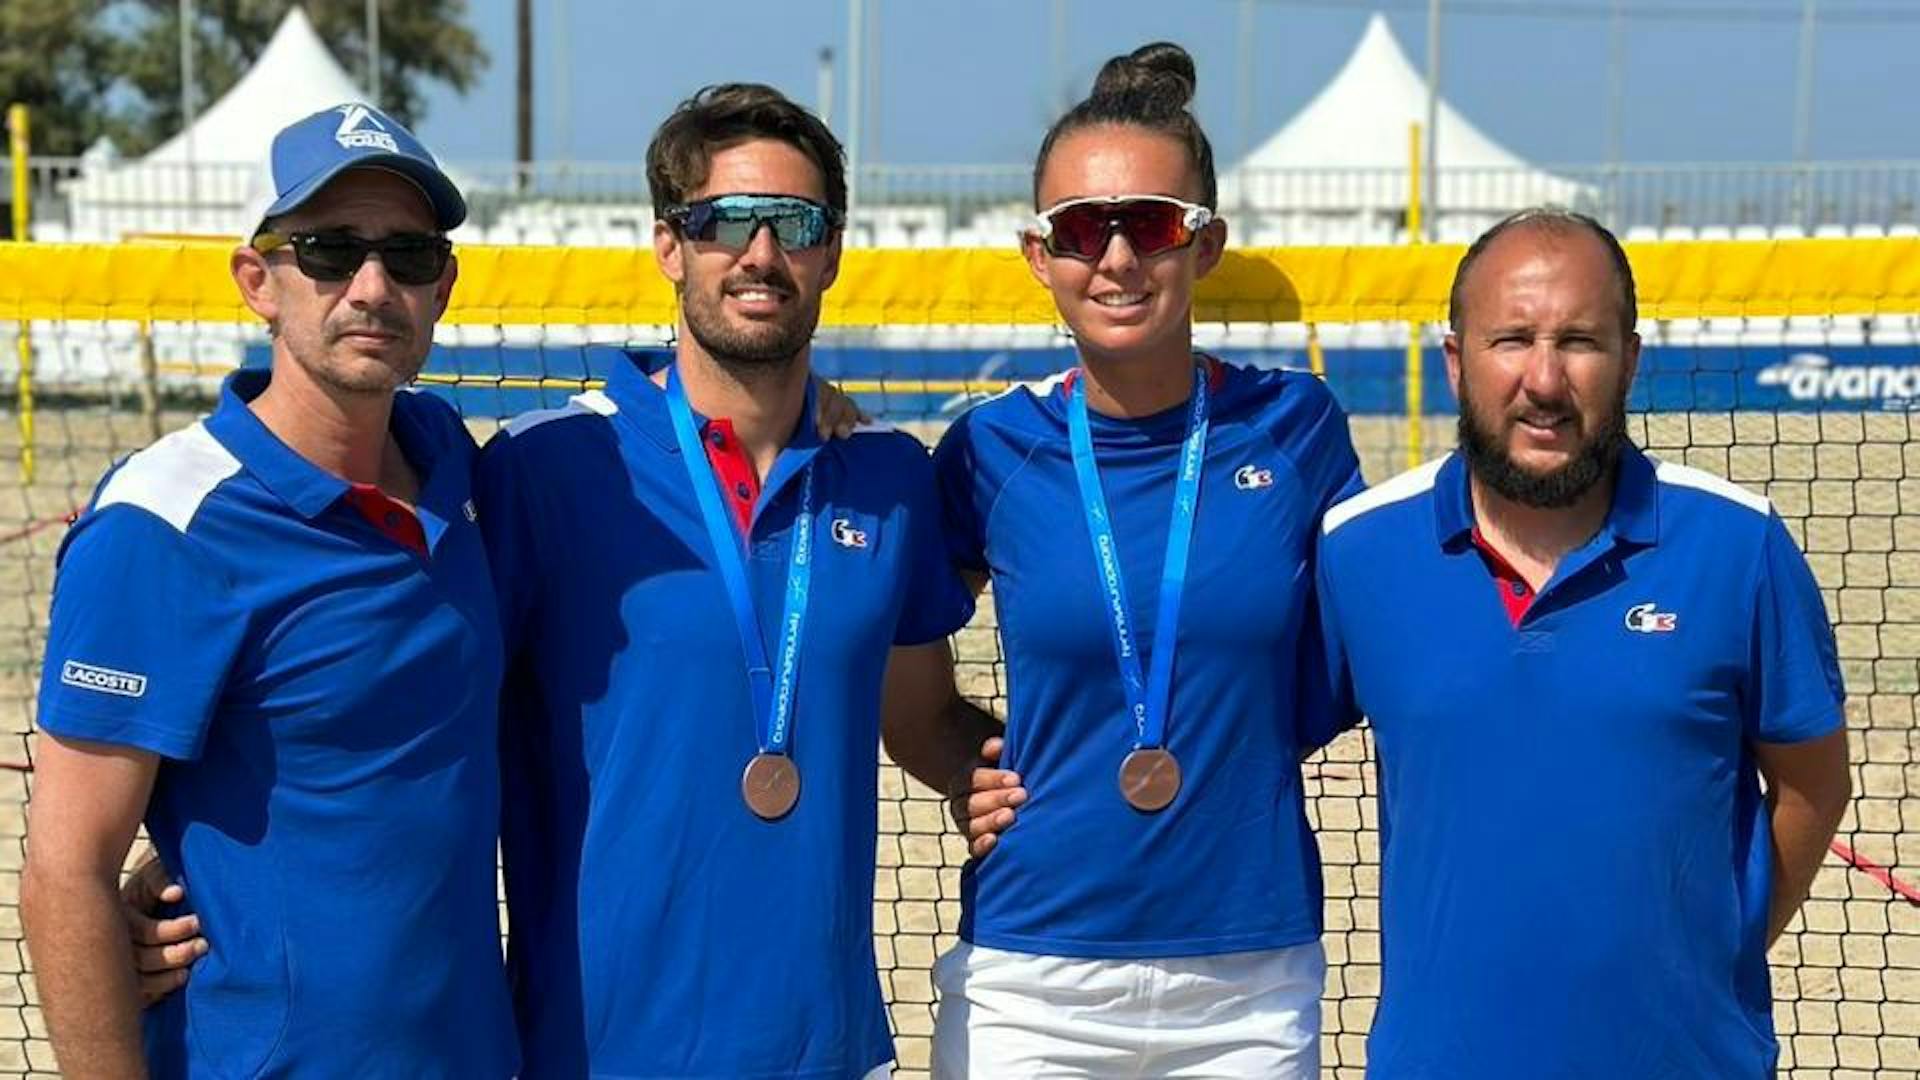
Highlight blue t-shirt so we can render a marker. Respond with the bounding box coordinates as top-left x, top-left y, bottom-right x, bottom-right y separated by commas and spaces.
37, 371, 516, 1079
932, 361, 1364, 958
478, 352, 974, 1079
1316, 447, 1846, 1079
